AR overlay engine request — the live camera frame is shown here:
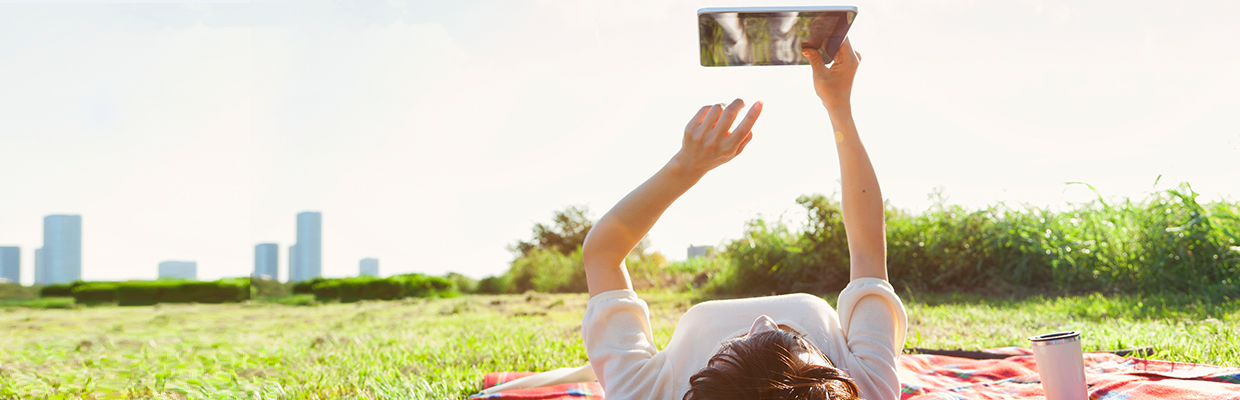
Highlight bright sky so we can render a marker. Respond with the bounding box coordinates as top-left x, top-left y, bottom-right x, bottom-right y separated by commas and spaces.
1, 0, 1238, 284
